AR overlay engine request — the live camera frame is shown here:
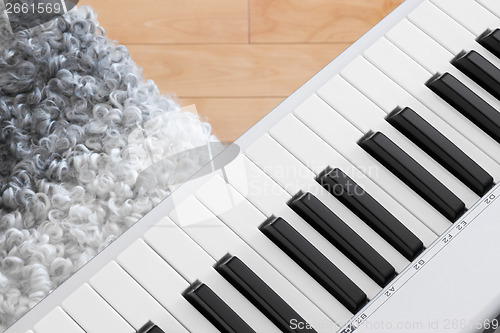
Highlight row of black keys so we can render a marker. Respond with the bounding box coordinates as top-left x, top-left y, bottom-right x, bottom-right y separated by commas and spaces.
361, 29, 500, 221
183, 166, 426, 333
178, 29, 500, 333
428, 29, 500, 147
